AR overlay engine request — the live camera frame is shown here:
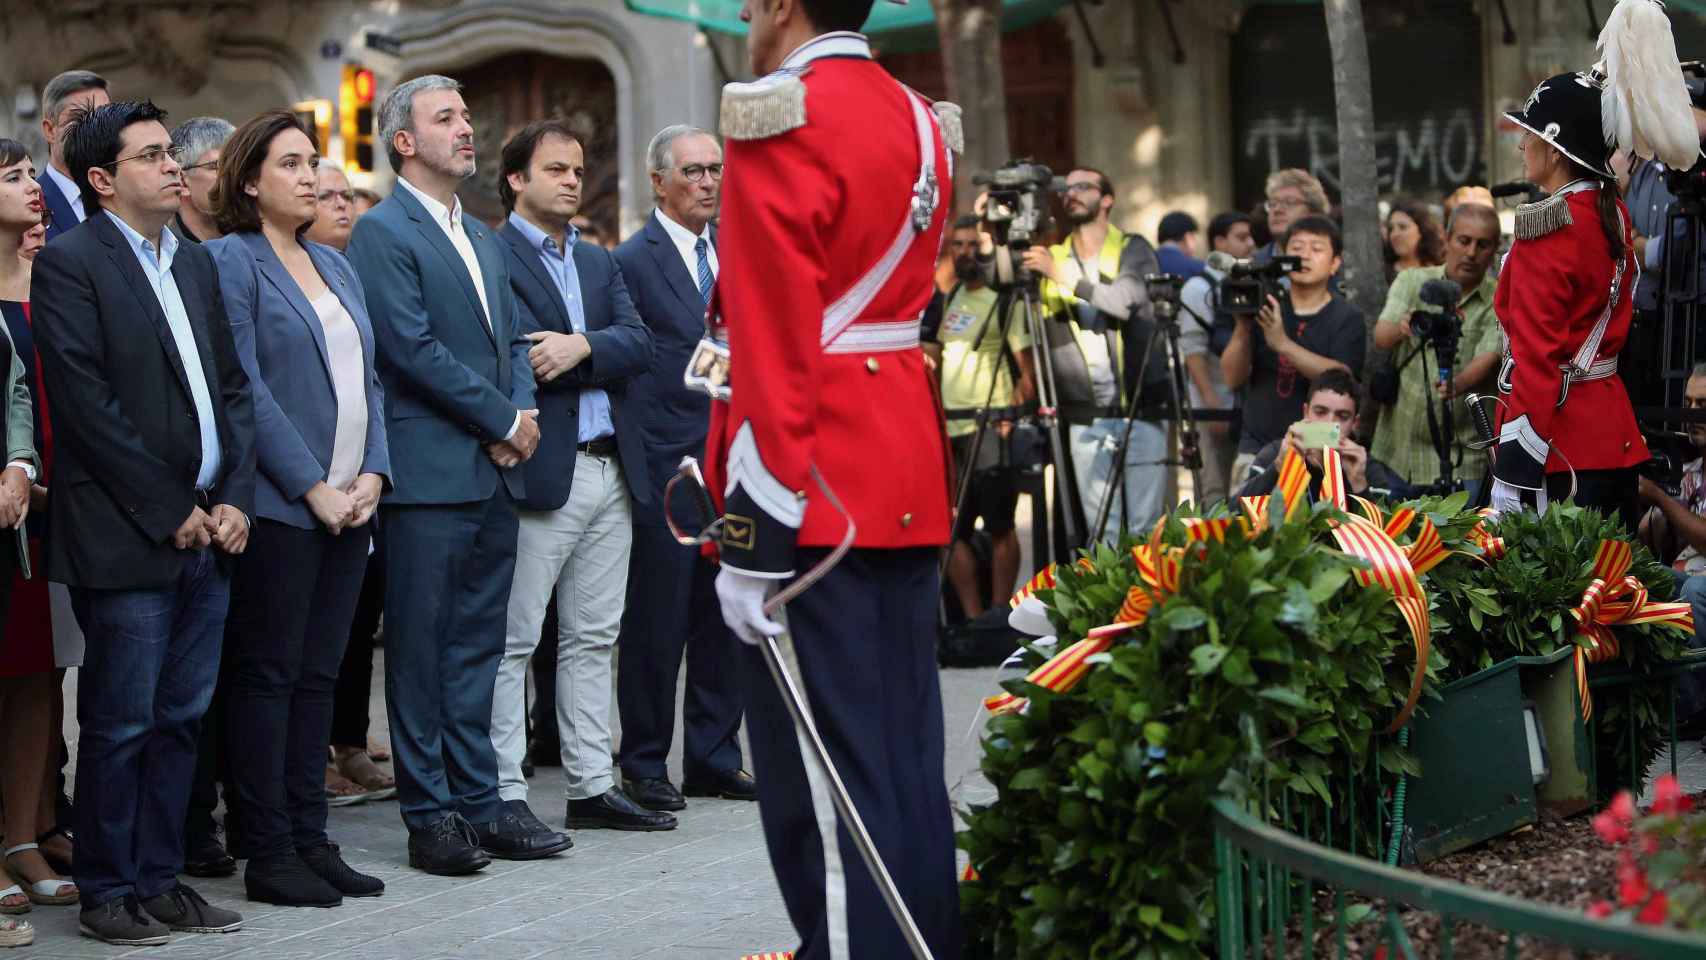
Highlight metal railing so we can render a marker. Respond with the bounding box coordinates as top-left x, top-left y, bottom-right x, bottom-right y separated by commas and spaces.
1210, 797, 1706, 959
